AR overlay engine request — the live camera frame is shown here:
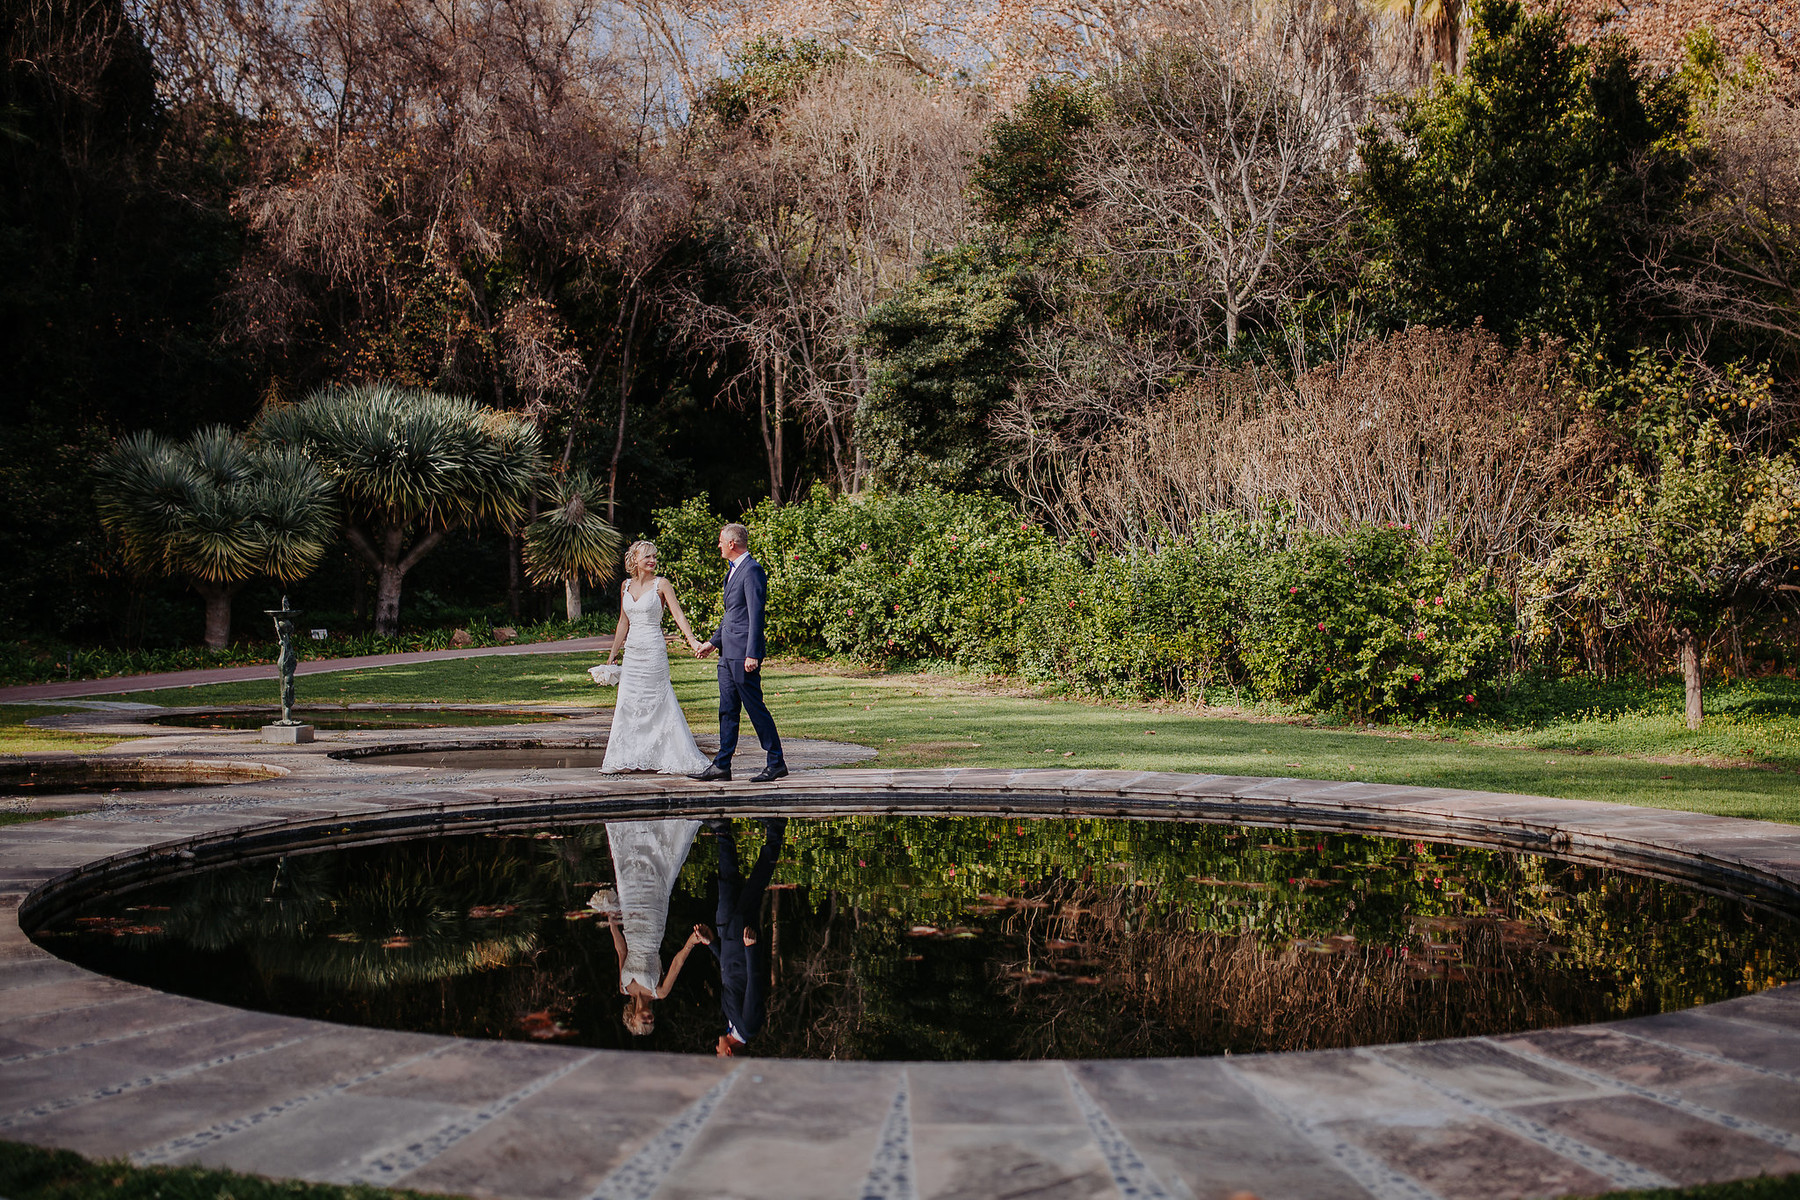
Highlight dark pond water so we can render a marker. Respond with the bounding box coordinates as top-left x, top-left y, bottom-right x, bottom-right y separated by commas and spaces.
146, 710, 573, 731
35, 816, 1800, 1061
